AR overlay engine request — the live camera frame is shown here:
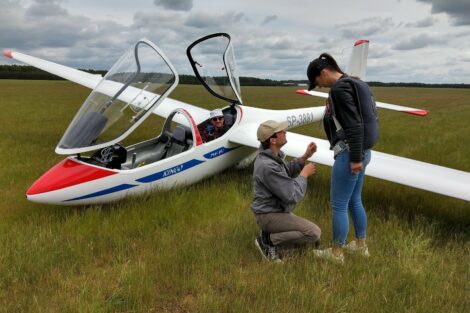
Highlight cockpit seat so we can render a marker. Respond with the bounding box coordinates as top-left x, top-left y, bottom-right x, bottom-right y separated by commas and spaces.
224, 113, 234, 127
125, 133, 170, 168
145, 133, 169, 163
182, 125, 194, 147
165, 125, 189, 158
